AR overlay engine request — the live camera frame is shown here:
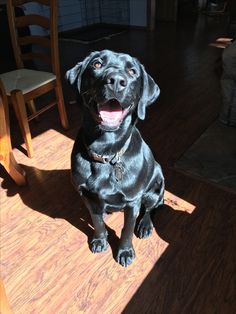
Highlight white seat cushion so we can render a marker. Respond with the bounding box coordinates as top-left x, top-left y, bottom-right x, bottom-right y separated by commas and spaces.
0, 69, 56, 95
